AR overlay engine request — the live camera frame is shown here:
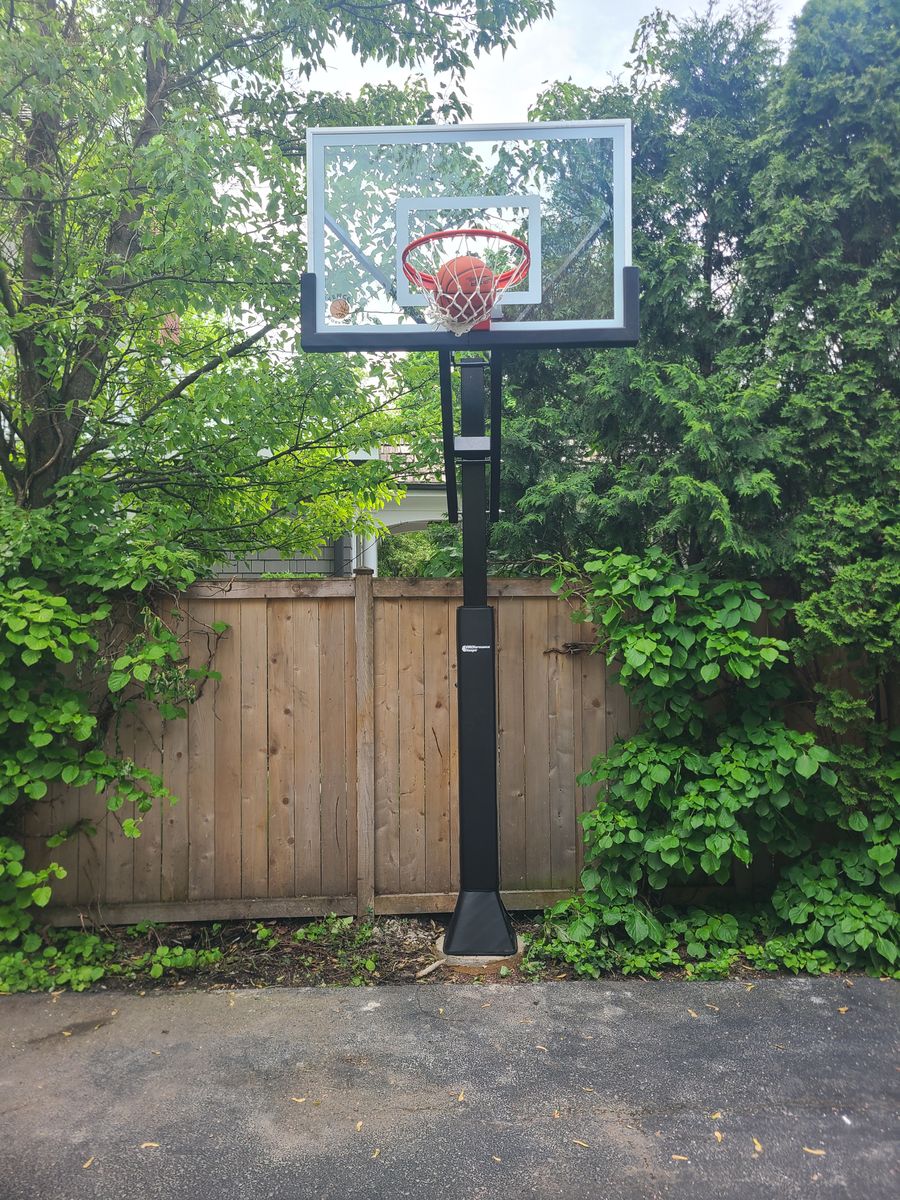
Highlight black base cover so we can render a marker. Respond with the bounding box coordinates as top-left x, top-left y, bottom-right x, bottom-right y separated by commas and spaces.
443, 889, 517, 956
